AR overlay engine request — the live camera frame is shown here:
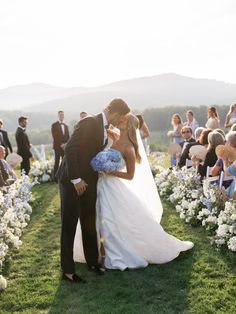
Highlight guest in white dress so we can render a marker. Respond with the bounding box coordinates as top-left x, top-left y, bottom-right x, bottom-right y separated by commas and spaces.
224, 102, 236, 129
205, 107, 220, 130
184, 110, 199, 138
